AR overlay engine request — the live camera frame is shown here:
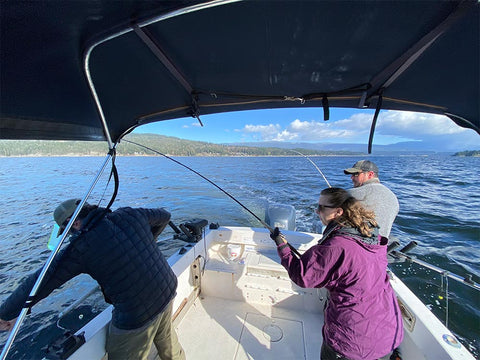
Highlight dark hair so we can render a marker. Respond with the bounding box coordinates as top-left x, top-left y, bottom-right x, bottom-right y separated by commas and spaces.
320, 187, 377, 237
78, 203, 98, 219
